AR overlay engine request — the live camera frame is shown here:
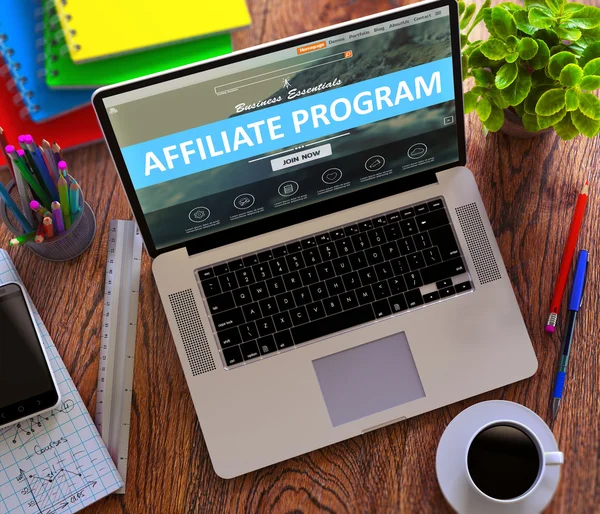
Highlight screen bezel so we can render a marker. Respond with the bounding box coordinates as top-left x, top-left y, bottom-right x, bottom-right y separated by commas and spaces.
93, 0, 465, 259
0, 282, 59, 426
